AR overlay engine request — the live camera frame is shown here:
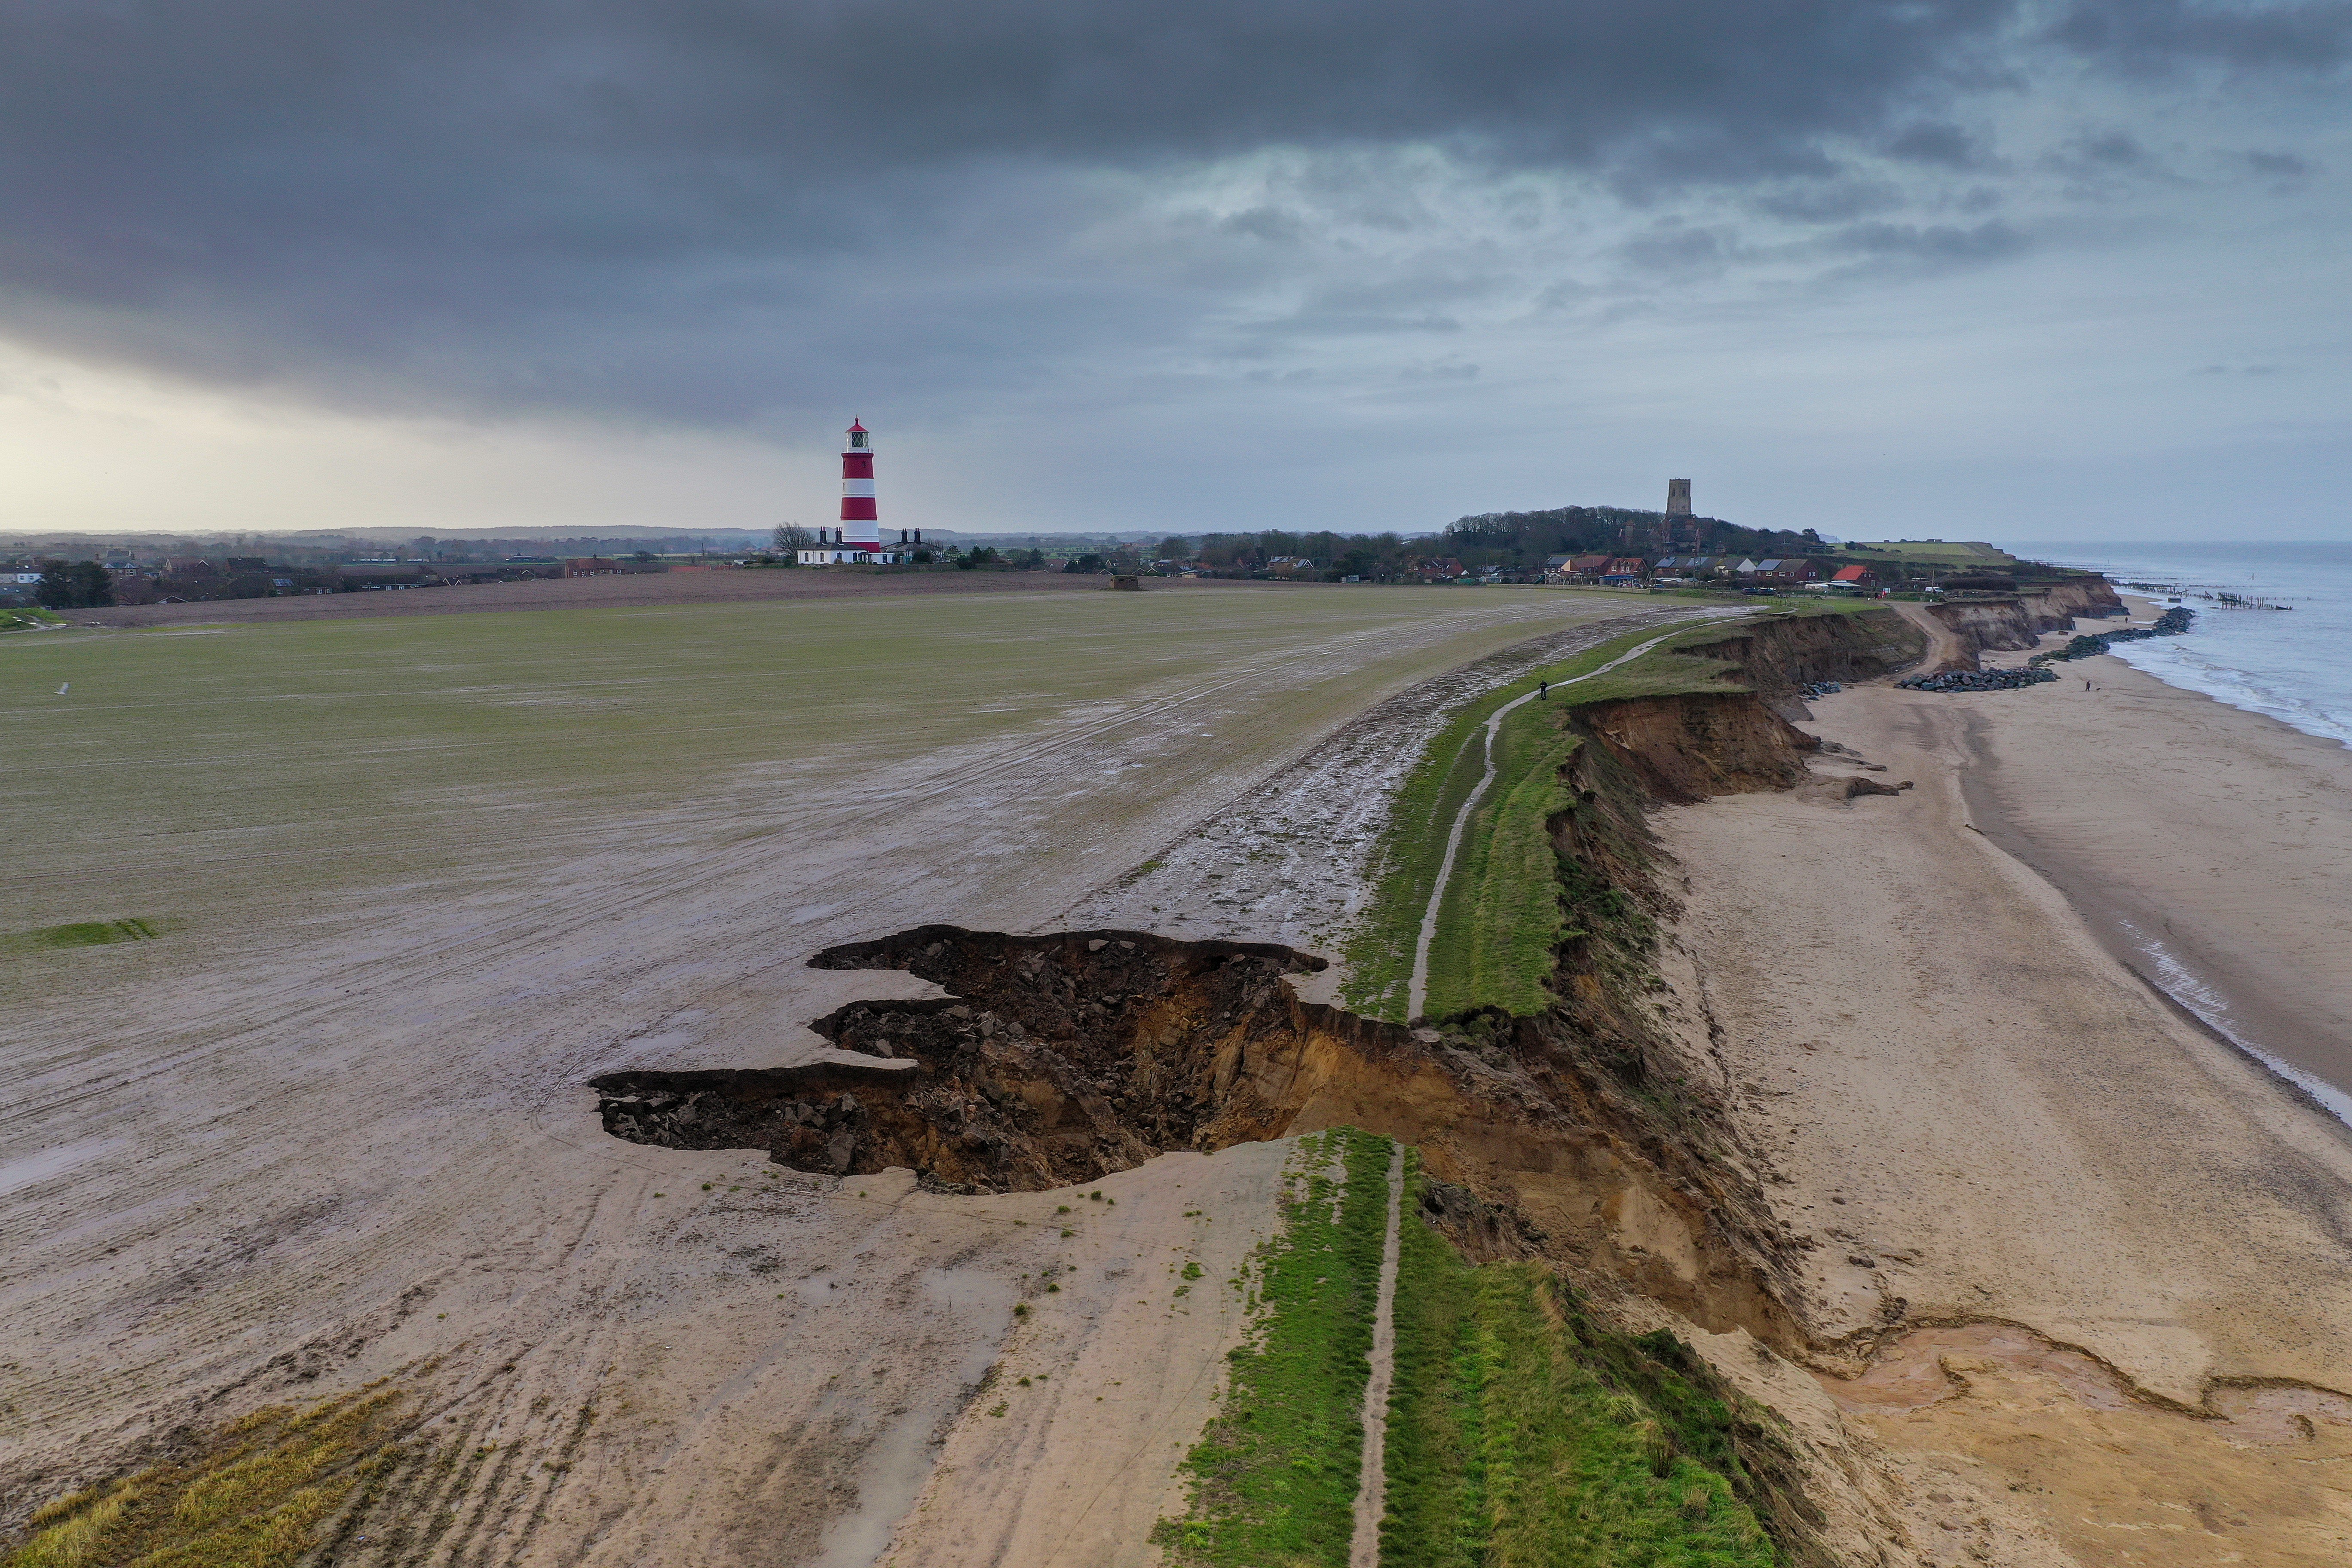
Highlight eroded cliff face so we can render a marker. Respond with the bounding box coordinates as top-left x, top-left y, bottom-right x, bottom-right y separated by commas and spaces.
1678, 608, 1929, 704
591, 612, 1942, 1354
1568, 608, 1927, 801
1571, 693, 1814, 802
1924, 577, 2125, 660
594, 918, 1810, 1350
